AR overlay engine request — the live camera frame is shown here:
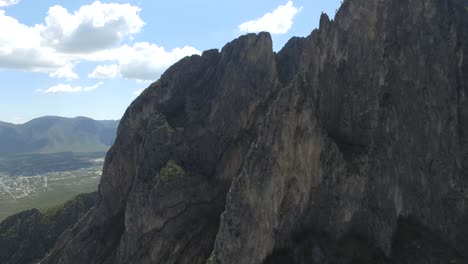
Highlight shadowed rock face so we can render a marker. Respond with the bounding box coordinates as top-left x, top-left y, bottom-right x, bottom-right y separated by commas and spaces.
39, 0, 468, 263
